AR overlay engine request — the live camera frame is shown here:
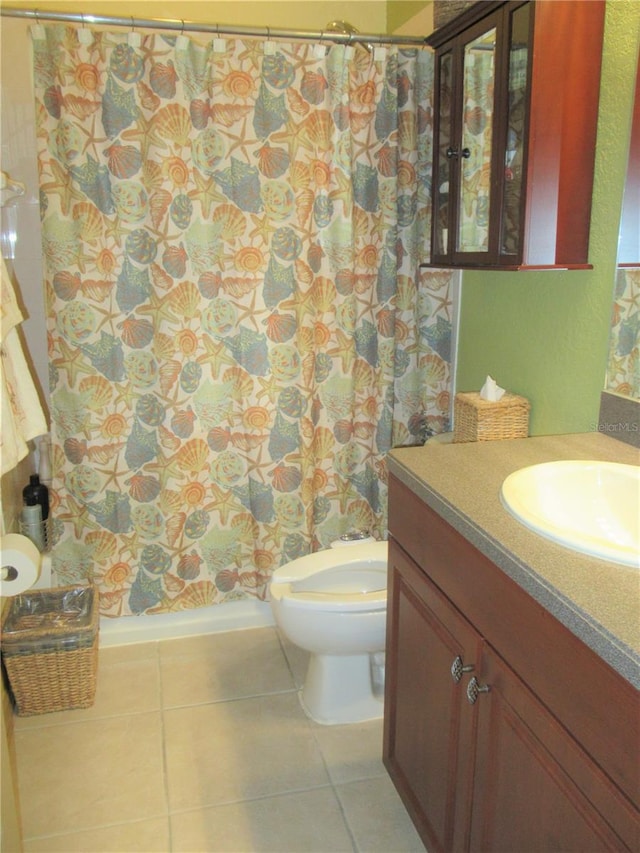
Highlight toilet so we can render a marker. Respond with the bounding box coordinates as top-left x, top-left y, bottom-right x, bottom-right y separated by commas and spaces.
269, 535, 388, 725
